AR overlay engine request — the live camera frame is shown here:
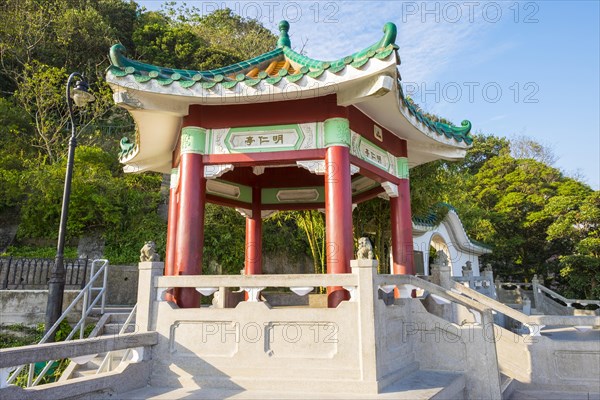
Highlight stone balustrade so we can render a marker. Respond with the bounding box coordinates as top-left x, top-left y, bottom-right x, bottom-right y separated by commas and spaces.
532, 278, 600, 316
0, 333, 158, 400
2, 260, 598, 399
